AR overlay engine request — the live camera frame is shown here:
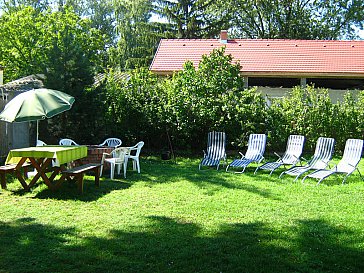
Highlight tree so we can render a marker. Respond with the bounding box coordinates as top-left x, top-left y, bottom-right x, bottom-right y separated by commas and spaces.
81, 0, 116, 49
153, 0, 229, 38
53, 0, 117, 50
223, 0, 364, 39
0, 6, 105, 142
315, 0, 364, 39
40, 7, 105, 142
0, 6, 104, 81
0, 6, 48, 80
110, 0, 171, 70
0, 0, 51, 13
